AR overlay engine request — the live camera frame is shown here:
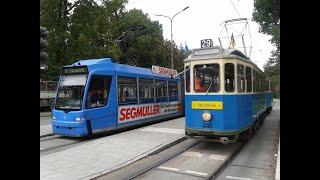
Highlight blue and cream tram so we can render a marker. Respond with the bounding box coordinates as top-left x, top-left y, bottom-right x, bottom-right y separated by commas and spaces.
51, 58, 182, 137
184, 46, 273, 143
